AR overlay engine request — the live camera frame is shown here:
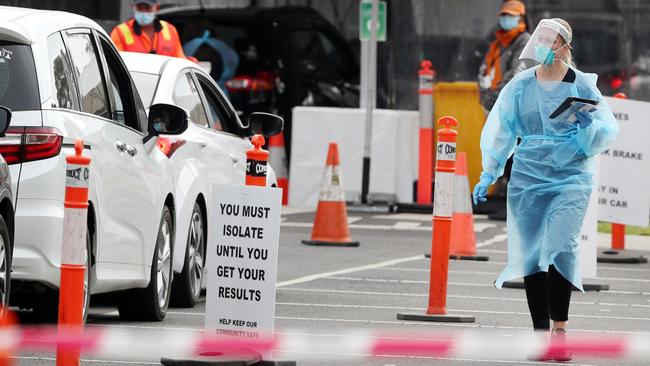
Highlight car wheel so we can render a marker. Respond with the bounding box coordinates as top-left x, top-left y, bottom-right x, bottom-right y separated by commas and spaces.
171, 202, 205, 308
118, 205, 173, 321
33, 229, 92, 323
0, 215, 11, 316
